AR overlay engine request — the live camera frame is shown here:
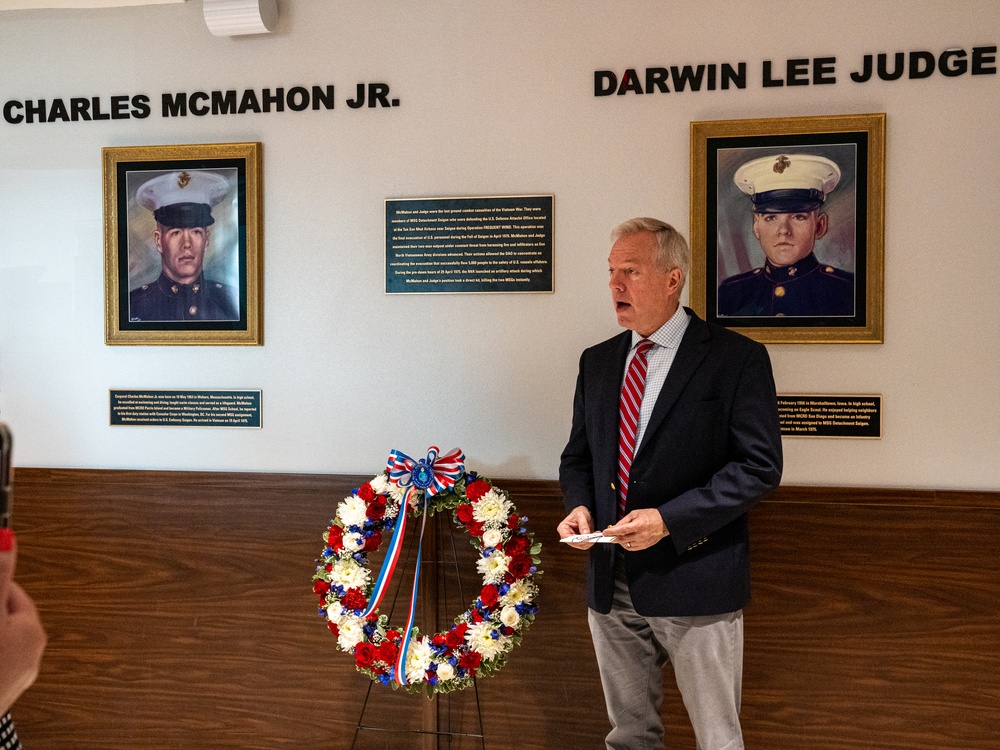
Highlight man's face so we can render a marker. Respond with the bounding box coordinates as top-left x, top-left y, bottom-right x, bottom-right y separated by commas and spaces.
608, 231, 682, 337
154, 224, 209, 285
752, 210, 829, 268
